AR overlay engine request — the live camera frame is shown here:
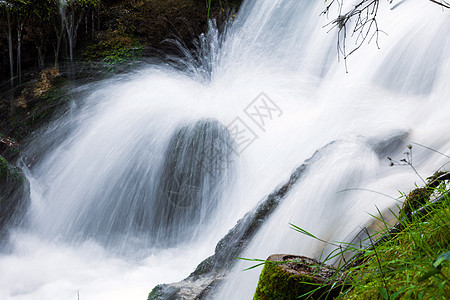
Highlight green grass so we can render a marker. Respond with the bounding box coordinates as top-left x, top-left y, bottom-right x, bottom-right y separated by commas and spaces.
339, 186, 449, 299
247, 174, 449, 299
